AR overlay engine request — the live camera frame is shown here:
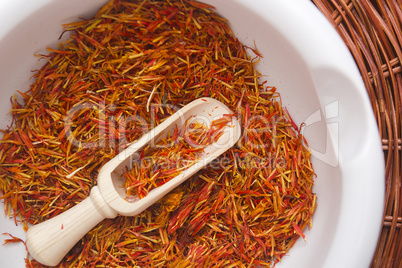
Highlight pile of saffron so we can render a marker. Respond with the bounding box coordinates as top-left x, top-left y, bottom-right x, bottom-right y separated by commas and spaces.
0, 0, 316, 267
